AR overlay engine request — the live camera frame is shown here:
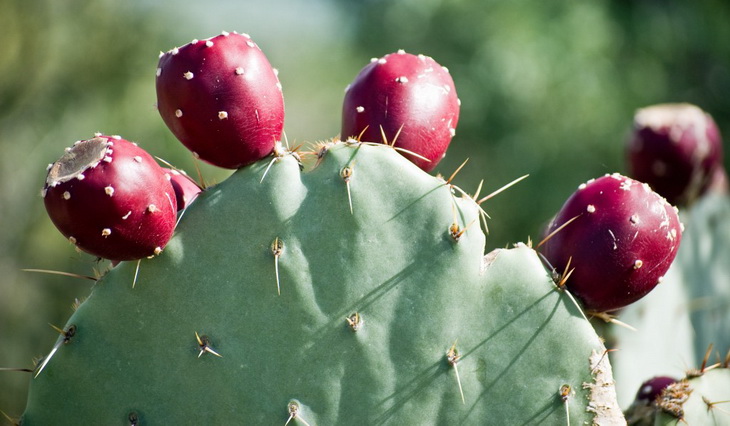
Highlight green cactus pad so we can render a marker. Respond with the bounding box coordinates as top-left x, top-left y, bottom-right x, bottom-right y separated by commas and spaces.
22, 142, 622, 424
